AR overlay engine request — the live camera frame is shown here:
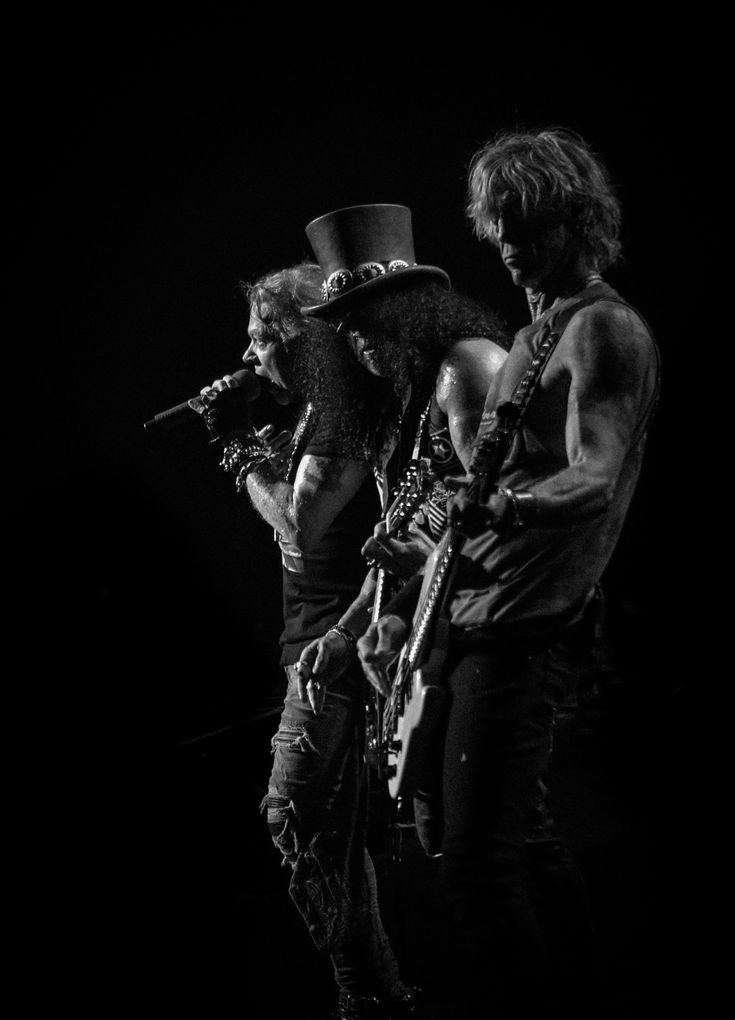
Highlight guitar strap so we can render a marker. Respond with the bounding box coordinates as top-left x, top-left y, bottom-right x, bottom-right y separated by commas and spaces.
475, 282, 624, 465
